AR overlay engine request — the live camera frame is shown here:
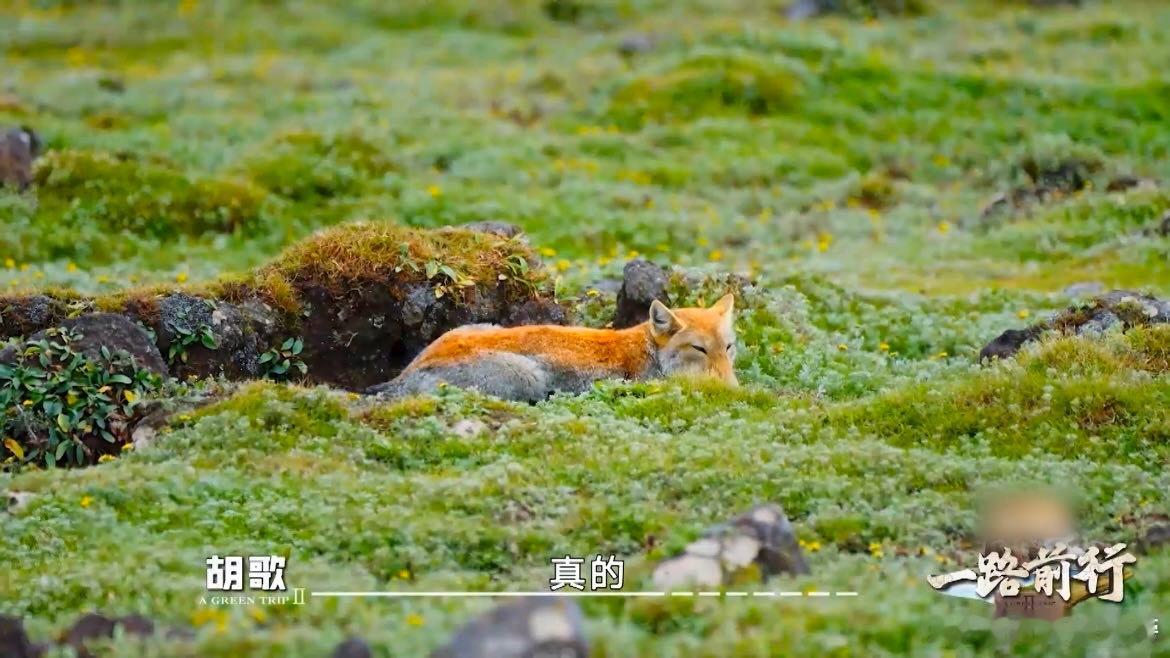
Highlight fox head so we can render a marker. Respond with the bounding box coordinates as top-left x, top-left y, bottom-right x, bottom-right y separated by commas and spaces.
647, 293, 738, 385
